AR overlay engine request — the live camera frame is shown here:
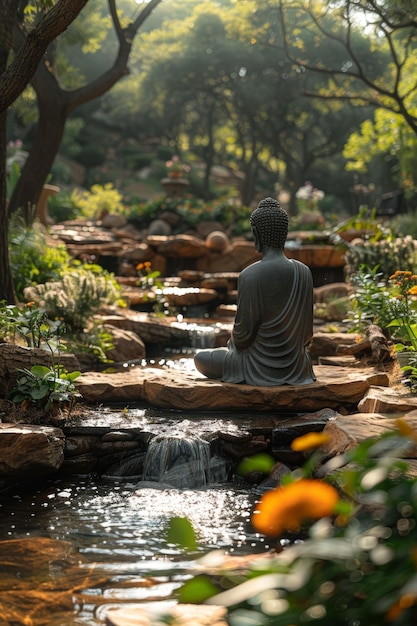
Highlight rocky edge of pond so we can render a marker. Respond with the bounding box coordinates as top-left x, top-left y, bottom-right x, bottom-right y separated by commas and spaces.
1, 310, 417, 486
